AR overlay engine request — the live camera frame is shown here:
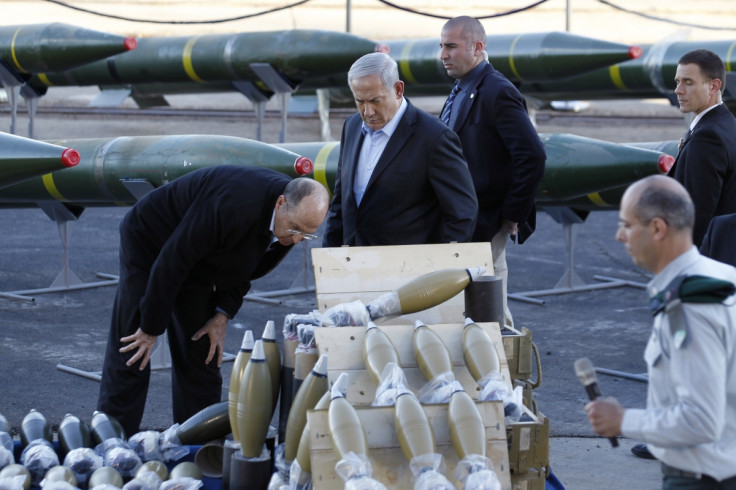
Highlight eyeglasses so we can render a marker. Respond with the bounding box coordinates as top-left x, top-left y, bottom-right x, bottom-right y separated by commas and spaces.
286, 228, 319, 241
